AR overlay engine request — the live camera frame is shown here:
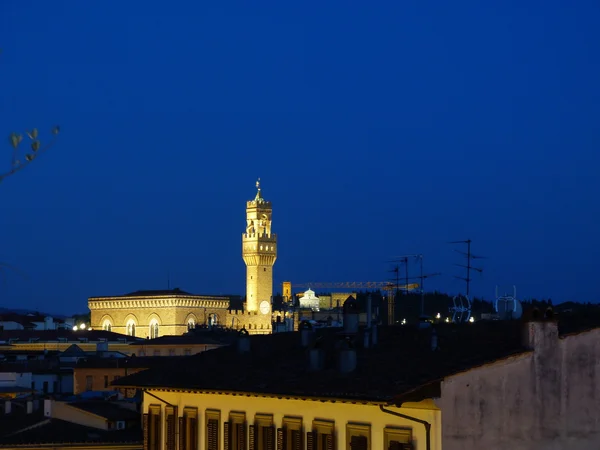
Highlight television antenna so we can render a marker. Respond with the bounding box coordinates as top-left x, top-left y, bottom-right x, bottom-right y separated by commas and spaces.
391, 254, 440, 316
448, 239, 485, 322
